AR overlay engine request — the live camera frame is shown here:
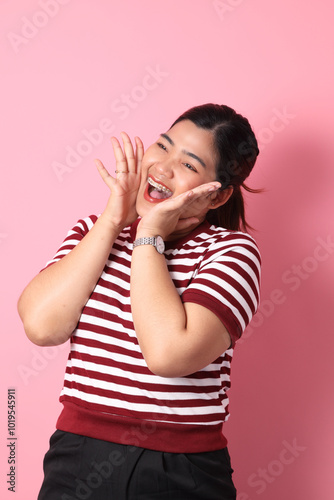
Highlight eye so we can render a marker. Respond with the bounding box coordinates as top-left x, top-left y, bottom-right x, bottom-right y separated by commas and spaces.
183, 163, 197, 173
157, 142, 167, 151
